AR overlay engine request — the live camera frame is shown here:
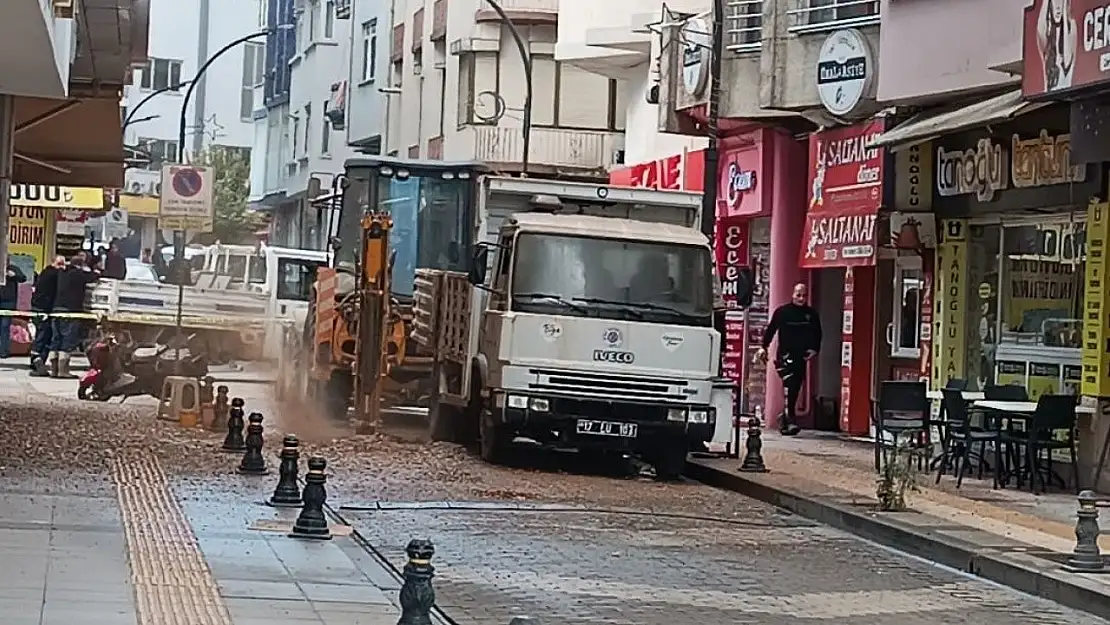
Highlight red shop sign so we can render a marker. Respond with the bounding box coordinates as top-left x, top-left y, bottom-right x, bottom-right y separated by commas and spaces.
717, 144, 762, 218
609, 150, 706, 191
1022, 0, 1110, 97
801, 120, 885, 268
715, 216, 750, 308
